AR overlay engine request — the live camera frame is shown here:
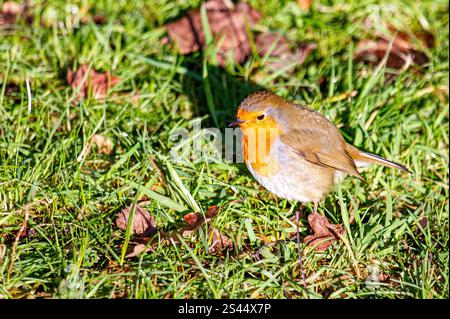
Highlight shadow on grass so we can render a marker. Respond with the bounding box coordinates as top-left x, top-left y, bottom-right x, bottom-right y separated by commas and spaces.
179, 60, 265, 128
